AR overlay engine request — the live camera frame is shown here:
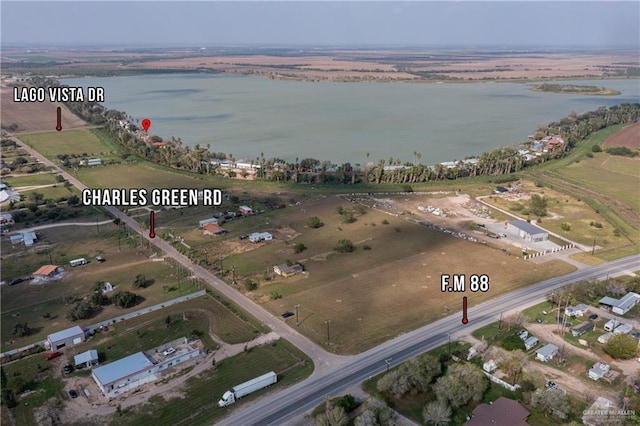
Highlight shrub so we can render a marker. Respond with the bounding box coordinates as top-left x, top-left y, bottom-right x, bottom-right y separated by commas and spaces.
342, 213, 357, 224
307, 216, 324, 228
244, 279, 258, 291
604, 334, 638, 359
112, 291, 138, 309
362, 245, 371, 250
591, 144, 602, 152
560, 223, 571, 231
294, 243, 307, 253
335, 239, 355, 253
381, 219, 389, 225
67, 300, 93, 320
